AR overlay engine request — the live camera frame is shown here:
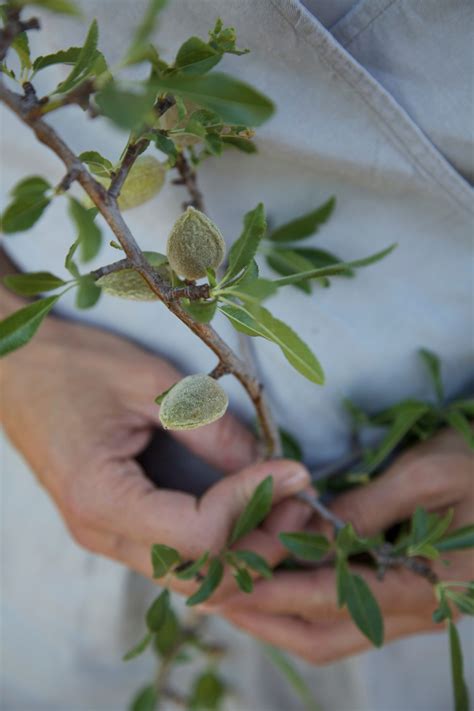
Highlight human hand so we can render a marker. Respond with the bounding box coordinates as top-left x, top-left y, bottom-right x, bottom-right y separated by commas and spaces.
0, 292, 311, 594
214, 428, 474, 664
